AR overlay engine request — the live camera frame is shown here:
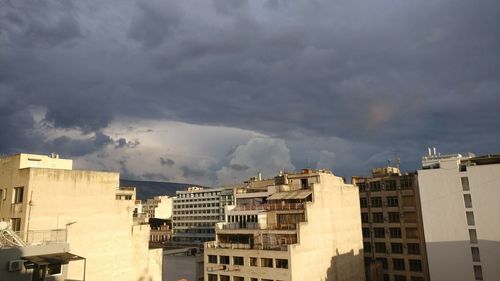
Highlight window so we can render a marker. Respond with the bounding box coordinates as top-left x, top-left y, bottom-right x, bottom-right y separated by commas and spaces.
407, 243, 420, 255
469, 229, 478, 243
409, 259, 422, 272
364, 242, 372, 253
461, 177, 470, 191
375, 242, 386, 253
359, 182, 367, 192
373, 213, 384, 223
383, 274, 389, 281
393, 258, 405, 270
360, 198, 368, 208
370, 181, 381, 192
276, 259, 288, 269
474, 265, 483, 280
233, 256, 244, 265
464, 194, 473, 208
406, 228, 418, 239
371, 197, 382, 207
13, 187, 24, 203
234, 277, 244, 281
387, 196, 399, 207
385, 180, 397, 191
400, 177, 412, 189
391, 243, 403, 254
411, 277, 424, 281
389, 212, 400, 223
261, 258, 273, 268
11, 218, 21, 232
394, 275, 407, 281
402, 195, 415, 207
361, 213, 369, 223
374, 227, 385, 238
208, 255, 217, 264
404, 212, 417, 223
220, 256, 229, 265
376, 258, 388, 269
251, 279, 258, 281
471, 247, 481, 262
466, 211, 475, 226
362, 227, 370, 238
219, 275, 230, 281
207, 274, 217, 281
390, 228, 402, 238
